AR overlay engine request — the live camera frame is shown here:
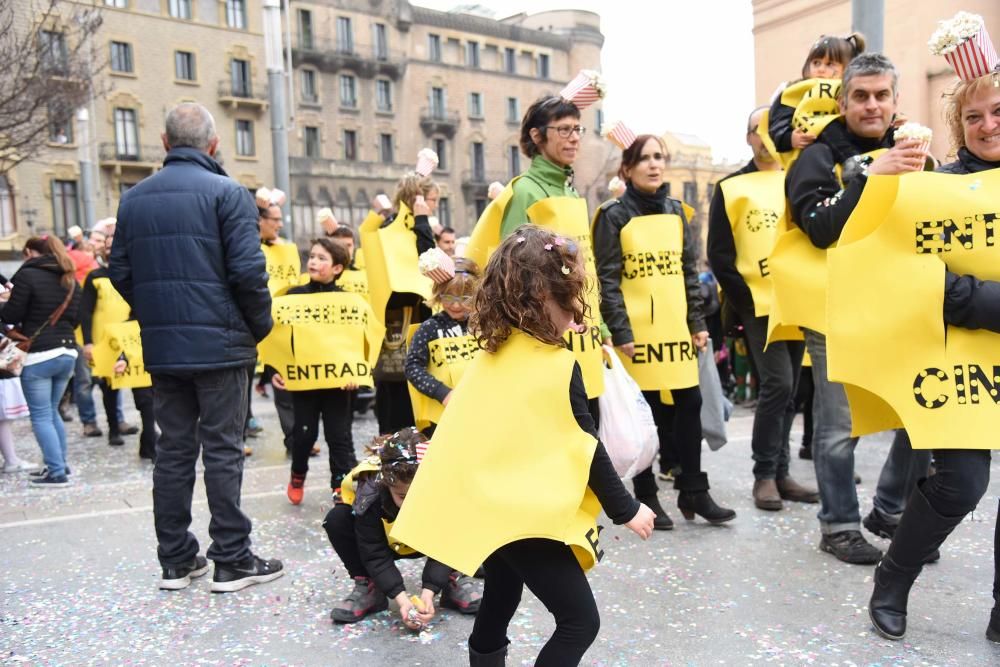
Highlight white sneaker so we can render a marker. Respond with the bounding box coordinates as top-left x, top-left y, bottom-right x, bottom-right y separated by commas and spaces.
3, 460, 39, 473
